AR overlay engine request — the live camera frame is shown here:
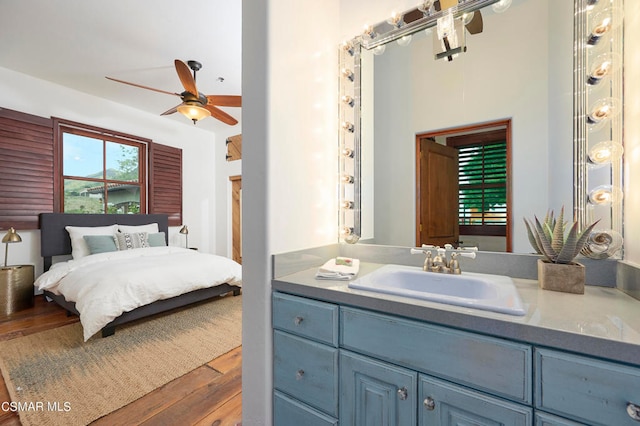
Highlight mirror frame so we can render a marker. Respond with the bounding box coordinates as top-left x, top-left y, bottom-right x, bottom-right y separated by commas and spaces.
338, 0, 624, 258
